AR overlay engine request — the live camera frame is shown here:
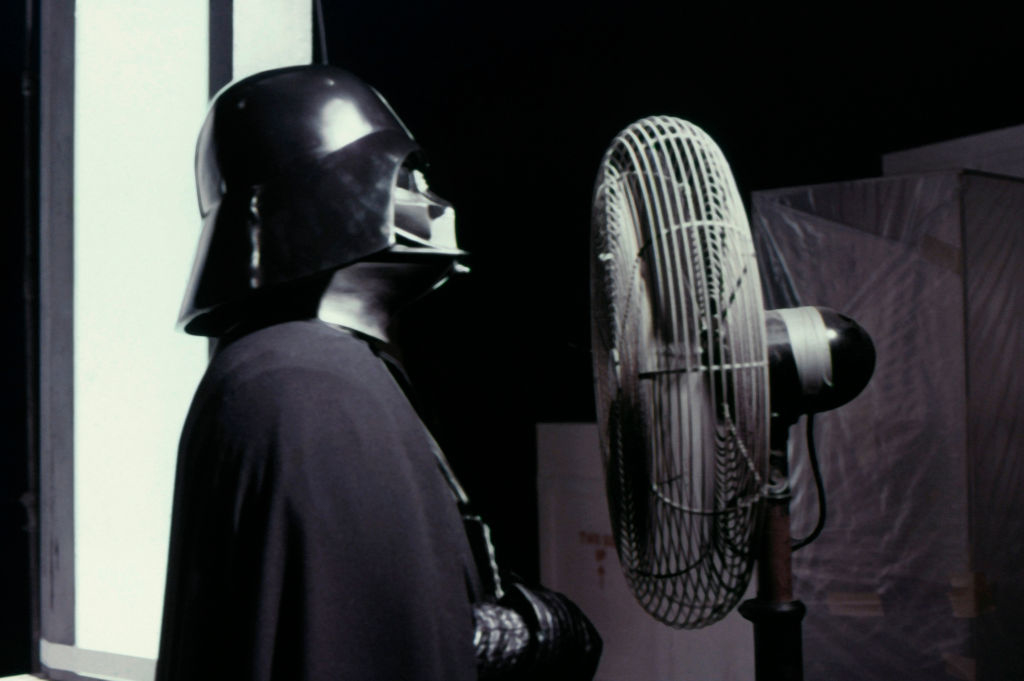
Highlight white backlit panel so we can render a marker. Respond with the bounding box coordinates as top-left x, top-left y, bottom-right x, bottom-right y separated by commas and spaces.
233, 0, 312, 80
73, 0, 209, 661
